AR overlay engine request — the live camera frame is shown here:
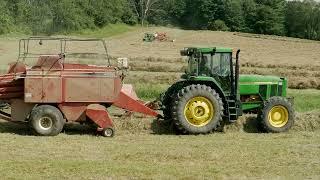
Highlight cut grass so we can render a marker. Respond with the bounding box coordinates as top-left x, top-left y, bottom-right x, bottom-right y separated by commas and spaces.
70, 24, 139, 38
0, 126, 319, 179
